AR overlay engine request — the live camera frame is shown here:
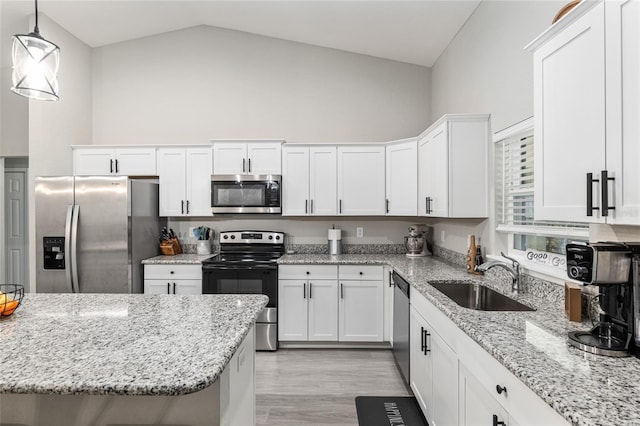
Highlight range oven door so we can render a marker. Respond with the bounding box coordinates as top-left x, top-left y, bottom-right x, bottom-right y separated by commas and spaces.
202, 264, 278, 351
210, 175, 281, 214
